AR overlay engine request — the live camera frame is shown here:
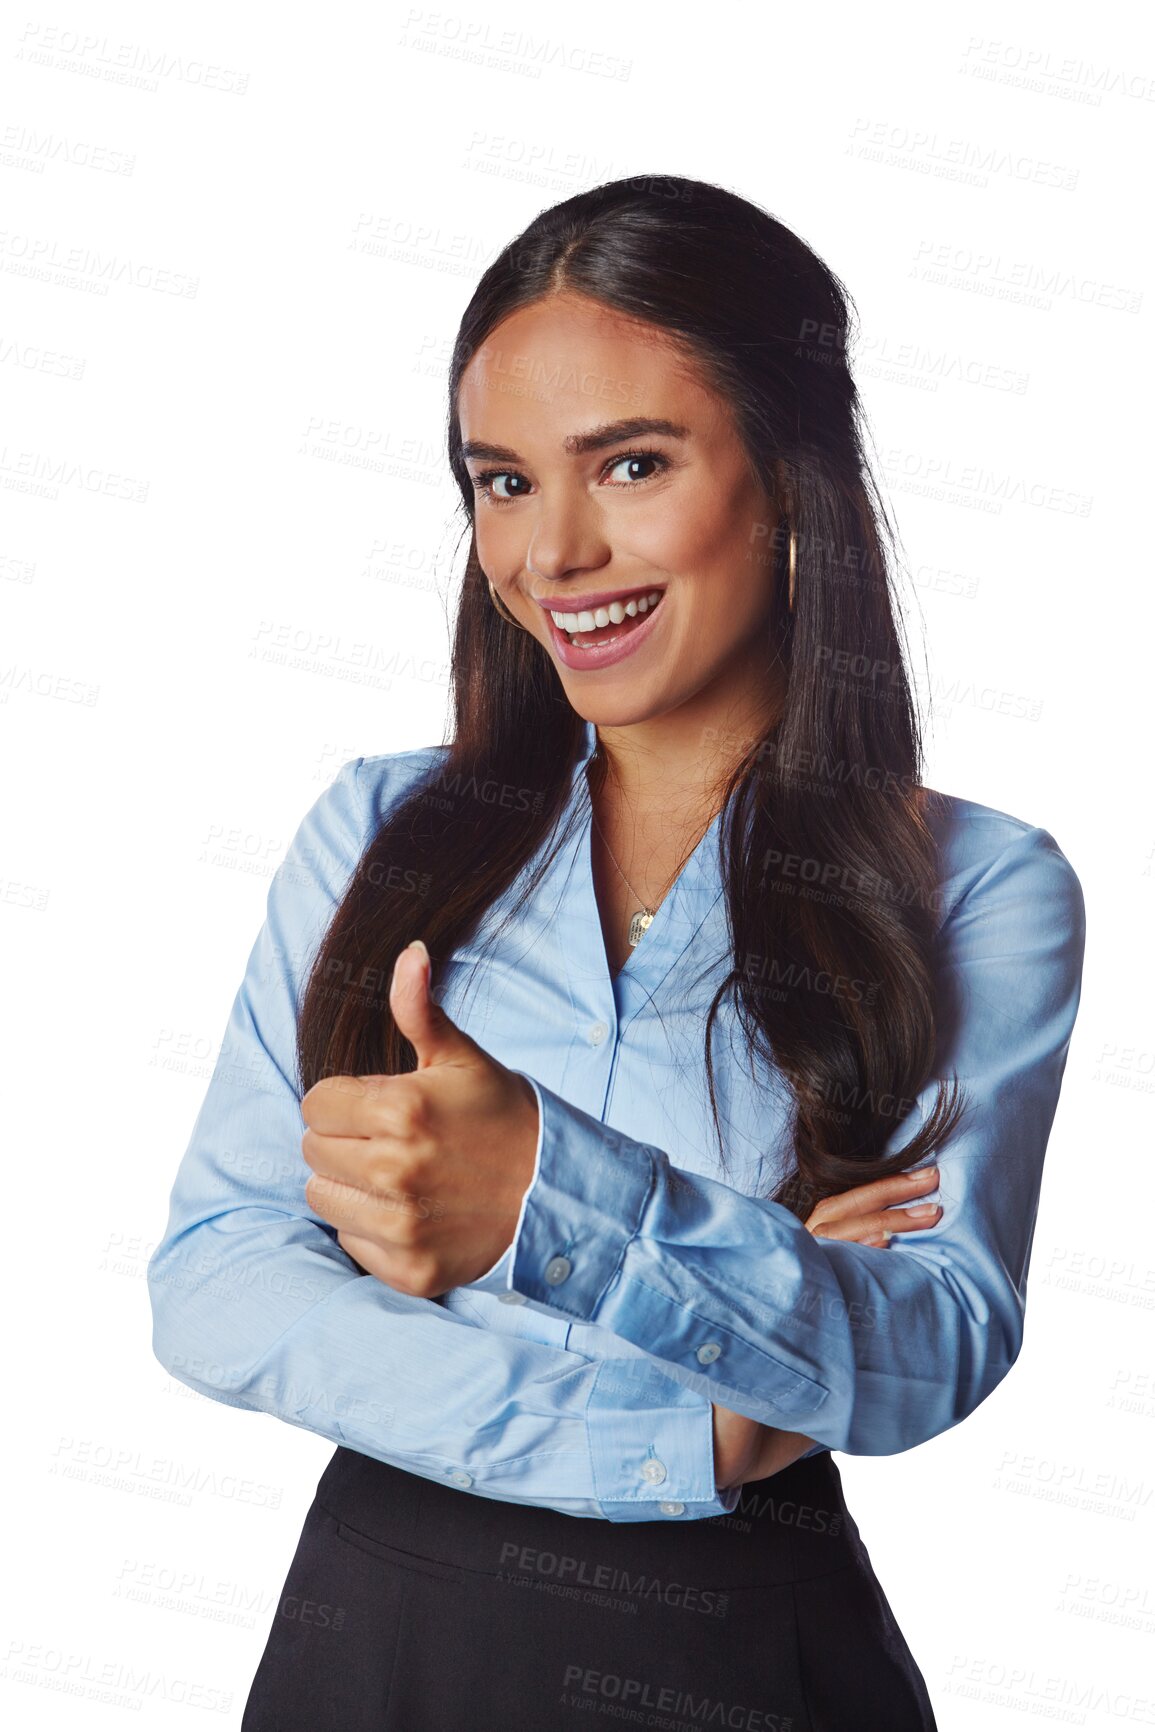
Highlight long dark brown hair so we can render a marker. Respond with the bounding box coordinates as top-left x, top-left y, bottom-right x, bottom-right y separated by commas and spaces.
296, 173, 962, 1220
